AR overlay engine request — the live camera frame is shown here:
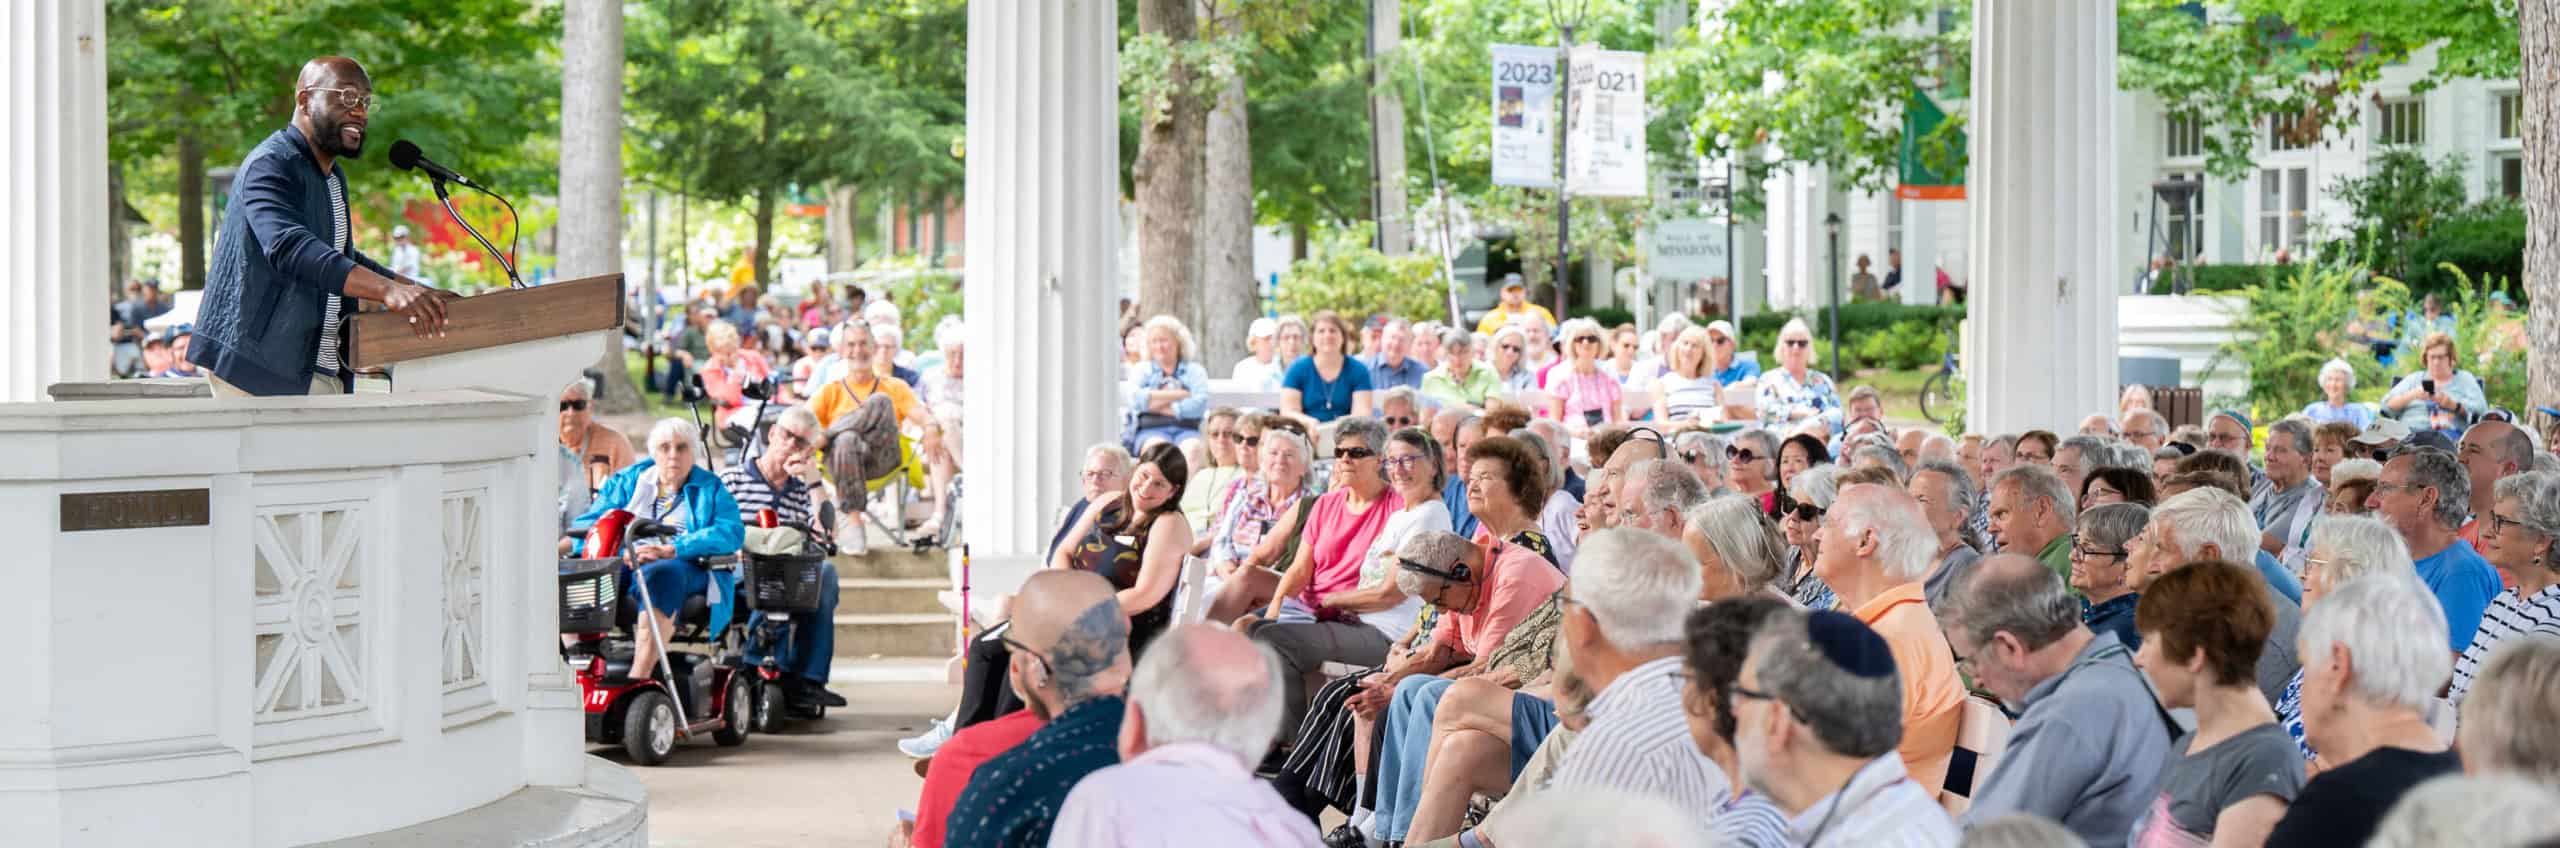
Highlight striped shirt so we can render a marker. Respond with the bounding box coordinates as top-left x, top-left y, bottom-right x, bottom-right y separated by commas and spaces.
2448, 583, 2560, 704
717, 461, 817, 528
1547, 656, 1732, 833
315, 172, 348, 375
1713, 790, 1794, 848
1789, 753, 1960, 847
